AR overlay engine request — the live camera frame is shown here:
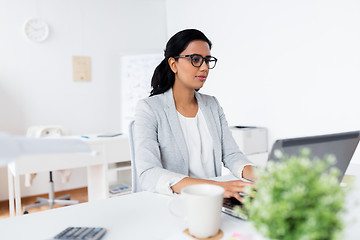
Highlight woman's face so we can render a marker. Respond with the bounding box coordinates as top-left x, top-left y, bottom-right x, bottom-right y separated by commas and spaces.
170, 40, 211, 90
